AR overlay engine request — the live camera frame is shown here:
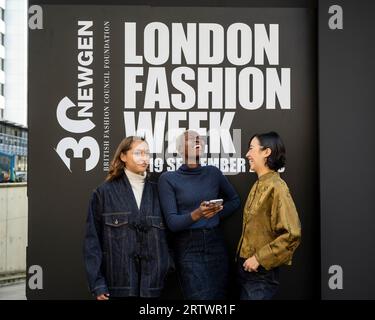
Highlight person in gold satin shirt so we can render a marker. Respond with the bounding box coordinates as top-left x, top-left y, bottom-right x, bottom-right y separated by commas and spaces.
237, 132, 301, 300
